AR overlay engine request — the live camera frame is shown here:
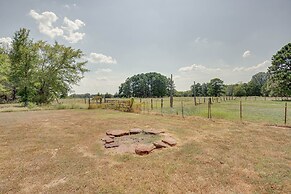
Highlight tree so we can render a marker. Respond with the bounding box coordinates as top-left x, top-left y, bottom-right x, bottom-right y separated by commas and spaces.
33, 41, 88, 104
6, 28, 88, 105
247, 72, 268, 96
9, 28, 38, 106
119, 72, 170, 98
268, 43, 291, 97
225, 84, 234, 96
233, 83, 247, 97
207, 78, 224, 97
0, 50, 11, 102
201, 83, 208, 96
190, 82, 202, 96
